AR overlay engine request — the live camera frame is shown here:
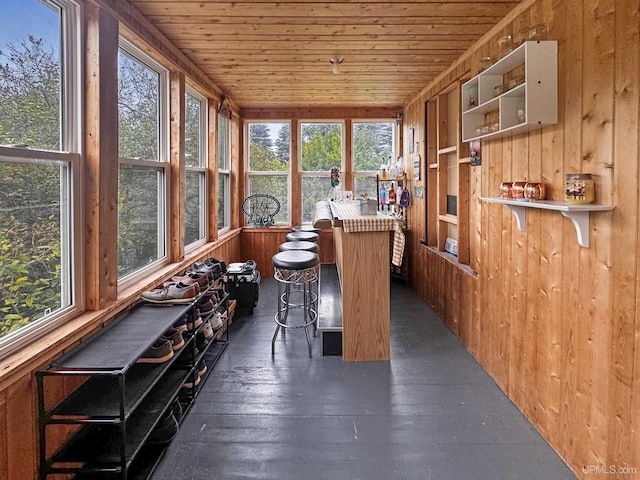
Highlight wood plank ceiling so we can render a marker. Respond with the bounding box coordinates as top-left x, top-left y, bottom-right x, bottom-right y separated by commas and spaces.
128, 1, 521, 108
